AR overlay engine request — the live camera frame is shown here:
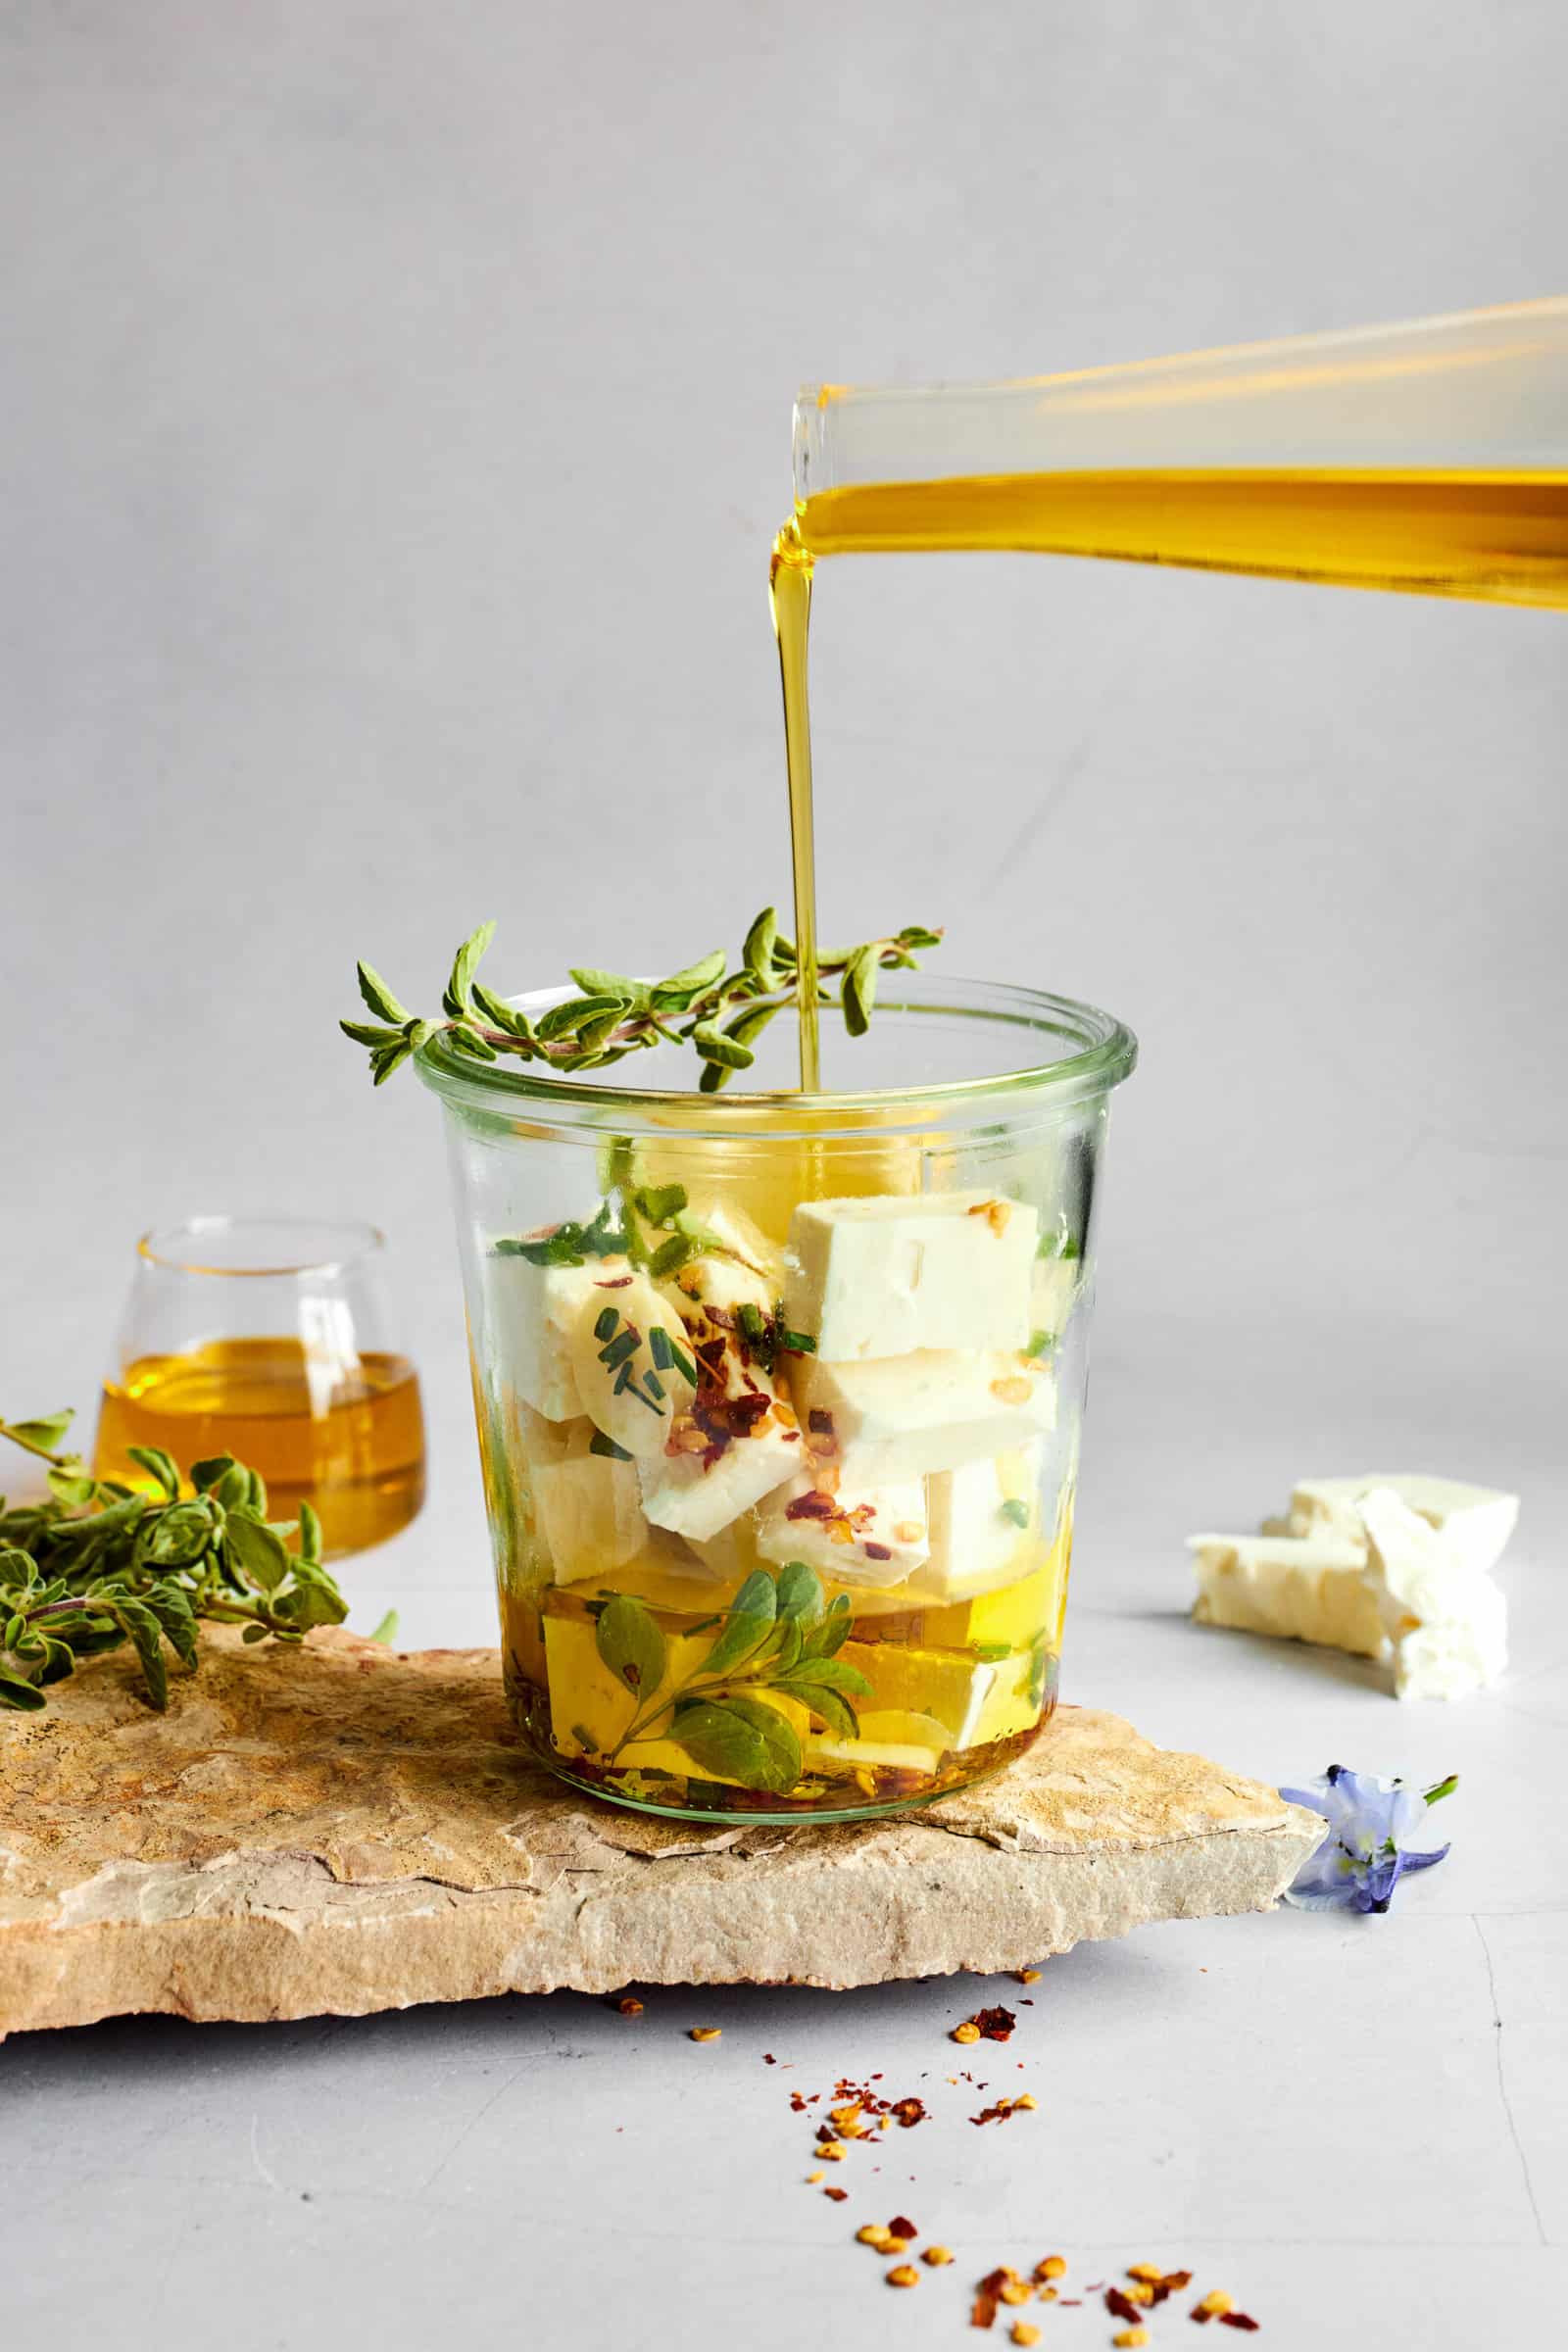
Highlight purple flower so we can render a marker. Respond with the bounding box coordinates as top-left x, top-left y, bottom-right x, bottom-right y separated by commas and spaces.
1279, 1765, 1456, 1914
